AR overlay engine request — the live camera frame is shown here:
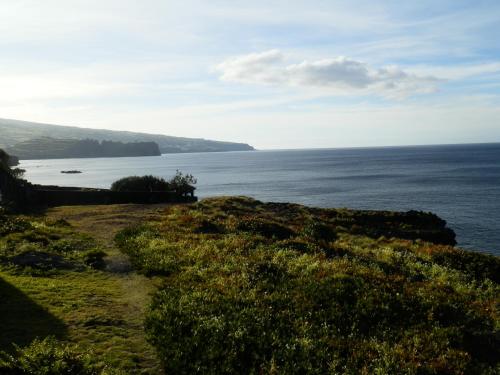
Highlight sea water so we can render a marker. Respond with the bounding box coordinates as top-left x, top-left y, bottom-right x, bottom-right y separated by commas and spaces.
20, 143, 500, 255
